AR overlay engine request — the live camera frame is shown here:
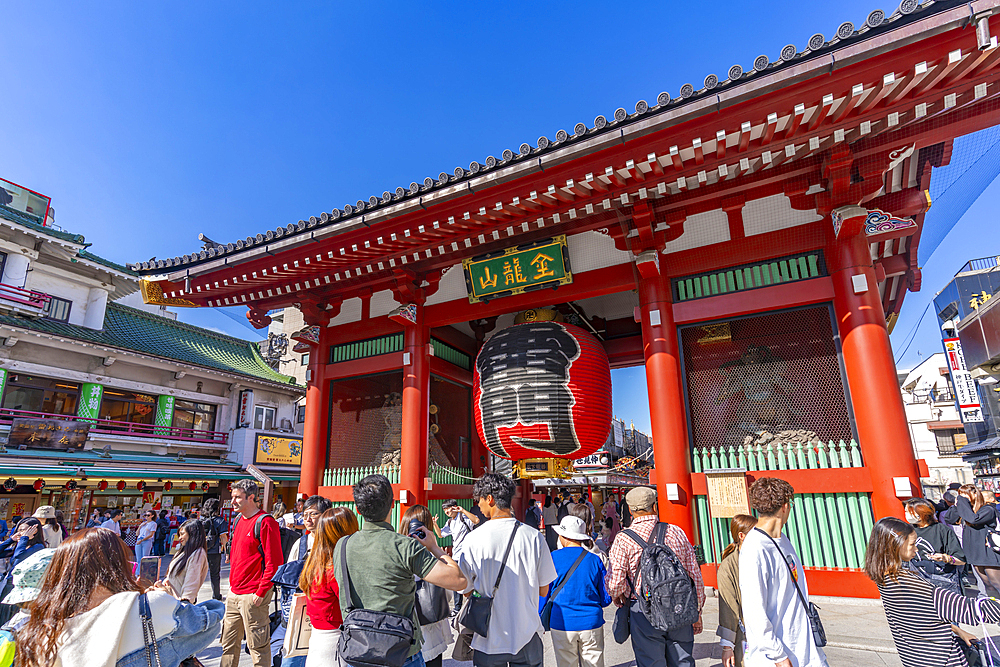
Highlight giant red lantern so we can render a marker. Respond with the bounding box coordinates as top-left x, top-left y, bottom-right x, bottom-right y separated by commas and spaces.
473, 321, 612, 461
